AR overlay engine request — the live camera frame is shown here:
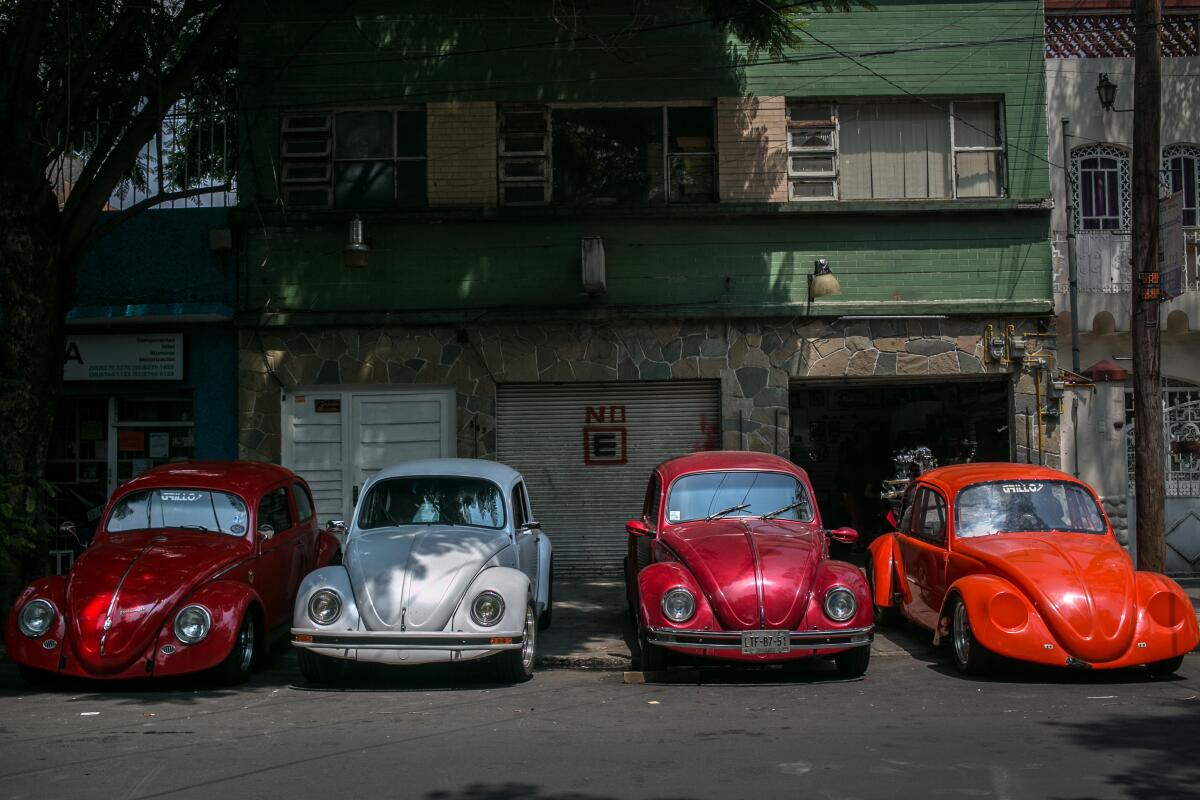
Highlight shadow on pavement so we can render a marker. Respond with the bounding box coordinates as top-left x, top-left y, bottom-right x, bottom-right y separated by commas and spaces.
537, 580, 636, 669
924, 653, 1194, 686
426, 785, 698, 800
